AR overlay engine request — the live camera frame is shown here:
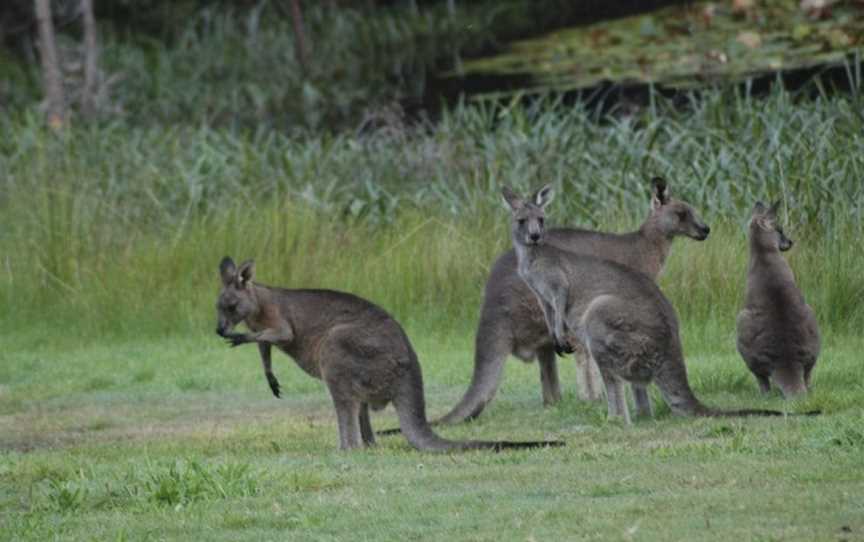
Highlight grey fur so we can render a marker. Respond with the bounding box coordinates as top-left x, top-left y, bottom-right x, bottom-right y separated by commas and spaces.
736, 202, 820, 397
437, 177, 710, 425
215, 257, 563, 452
502, 187, 794, 422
